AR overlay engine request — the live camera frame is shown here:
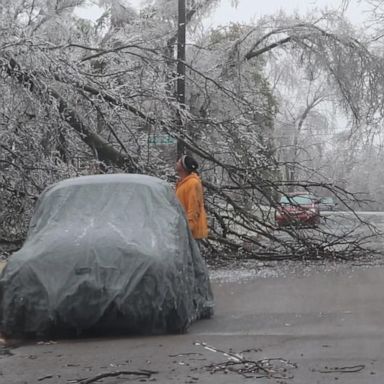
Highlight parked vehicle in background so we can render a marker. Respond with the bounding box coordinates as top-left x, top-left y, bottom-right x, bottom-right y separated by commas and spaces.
318, 196, 337, 211
275, 192, 320, 227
